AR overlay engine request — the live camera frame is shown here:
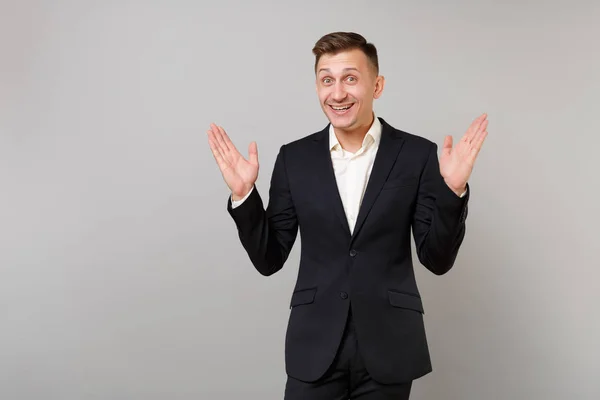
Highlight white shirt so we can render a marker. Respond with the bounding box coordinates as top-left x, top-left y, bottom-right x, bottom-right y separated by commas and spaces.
327, 115, 381, 234
231, 115, 465, 234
